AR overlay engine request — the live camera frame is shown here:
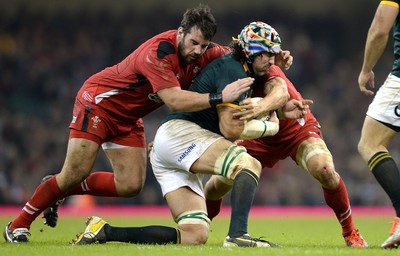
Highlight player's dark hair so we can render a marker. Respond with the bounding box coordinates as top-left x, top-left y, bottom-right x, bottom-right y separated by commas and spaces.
180, 4, 217, 40
230, 40, 247, 62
